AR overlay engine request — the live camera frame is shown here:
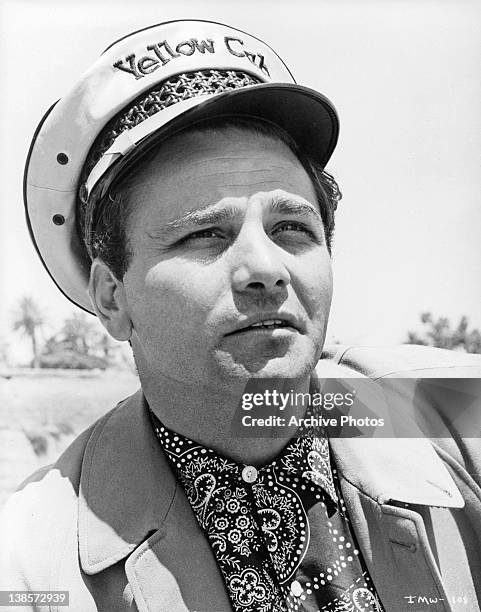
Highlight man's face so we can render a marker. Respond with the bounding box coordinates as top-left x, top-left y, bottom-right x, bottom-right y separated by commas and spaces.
120, 126, 333, 389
